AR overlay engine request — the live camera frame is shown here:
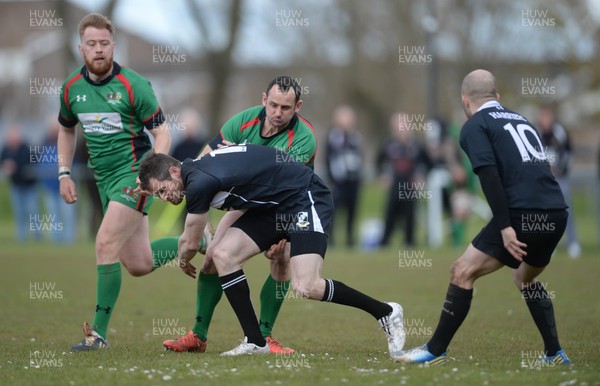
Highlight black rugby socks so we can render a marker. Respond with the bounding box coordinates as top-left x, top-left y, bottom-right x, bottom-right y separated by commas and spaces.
321, 279, 392, 320
220, 270, 266, 346
427, 284, 473, 356
521, 281, 561, 356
